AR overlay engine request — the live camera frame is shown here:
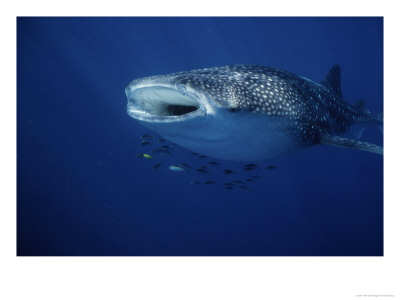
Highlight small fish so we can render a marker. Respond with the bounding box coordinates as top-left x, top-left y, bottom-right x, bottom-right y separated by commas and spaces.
180, 163, 192, 169
244, 167, 257, 171
244, 164, 260, 171
233, 180, 245, 184
153, 163, 162, 169
199, 165, 208, 169
192, 152, 199, 156
224, 186, 233, 190
208, 161, 220, 166
252, 175, 260, 178
204, 181, 215, 184
141, 134, 152, 140
169, 164, 186, 172
159, 138, 167, 143
238, 185, 250, 190
196, 168, 210, 174
224, 182, 234, 186
223, 169, 235, 175
191, 181, 202, 185
141, 153, 152, 159
161, 145, 171, 150
265, 165, 277, 170
153, 148, 171, 154
245, 163, 258, 168
198, 155, 208, 159
141, 141, 151, 146
246, 178, 254, 182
